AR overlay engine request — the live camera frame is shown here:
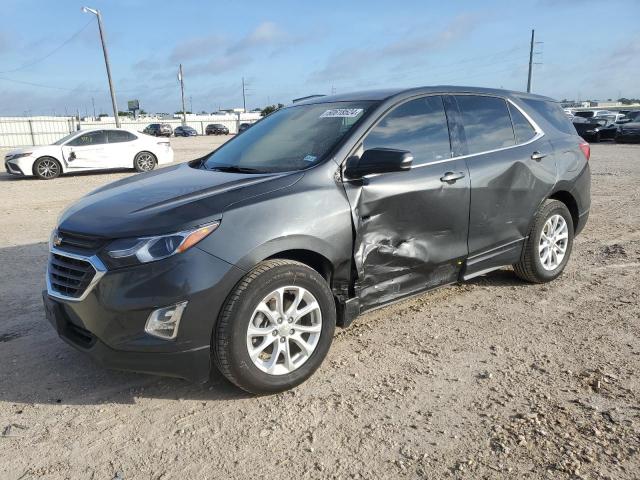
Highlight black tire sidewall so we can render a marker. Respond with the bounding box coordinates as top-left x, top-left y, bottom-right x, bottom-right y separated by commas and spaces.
218, 263, 335, 393
529, 202, 574, 281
